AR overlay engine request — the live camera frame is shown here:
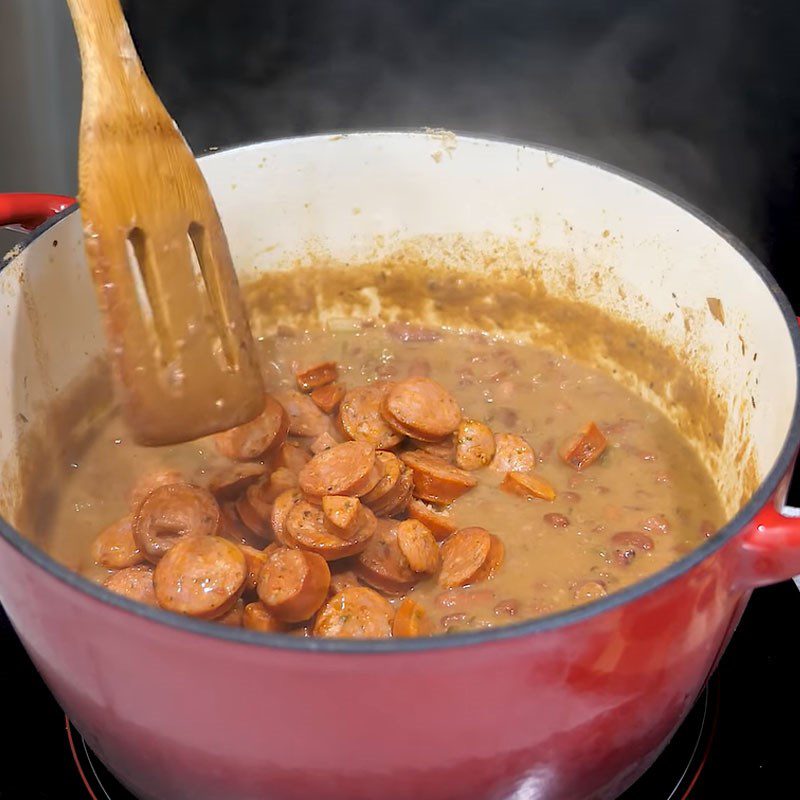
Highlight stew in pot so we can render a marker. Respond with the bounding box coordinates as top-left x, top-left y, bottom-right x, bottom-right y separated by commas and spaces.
24, 321, 725, 637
